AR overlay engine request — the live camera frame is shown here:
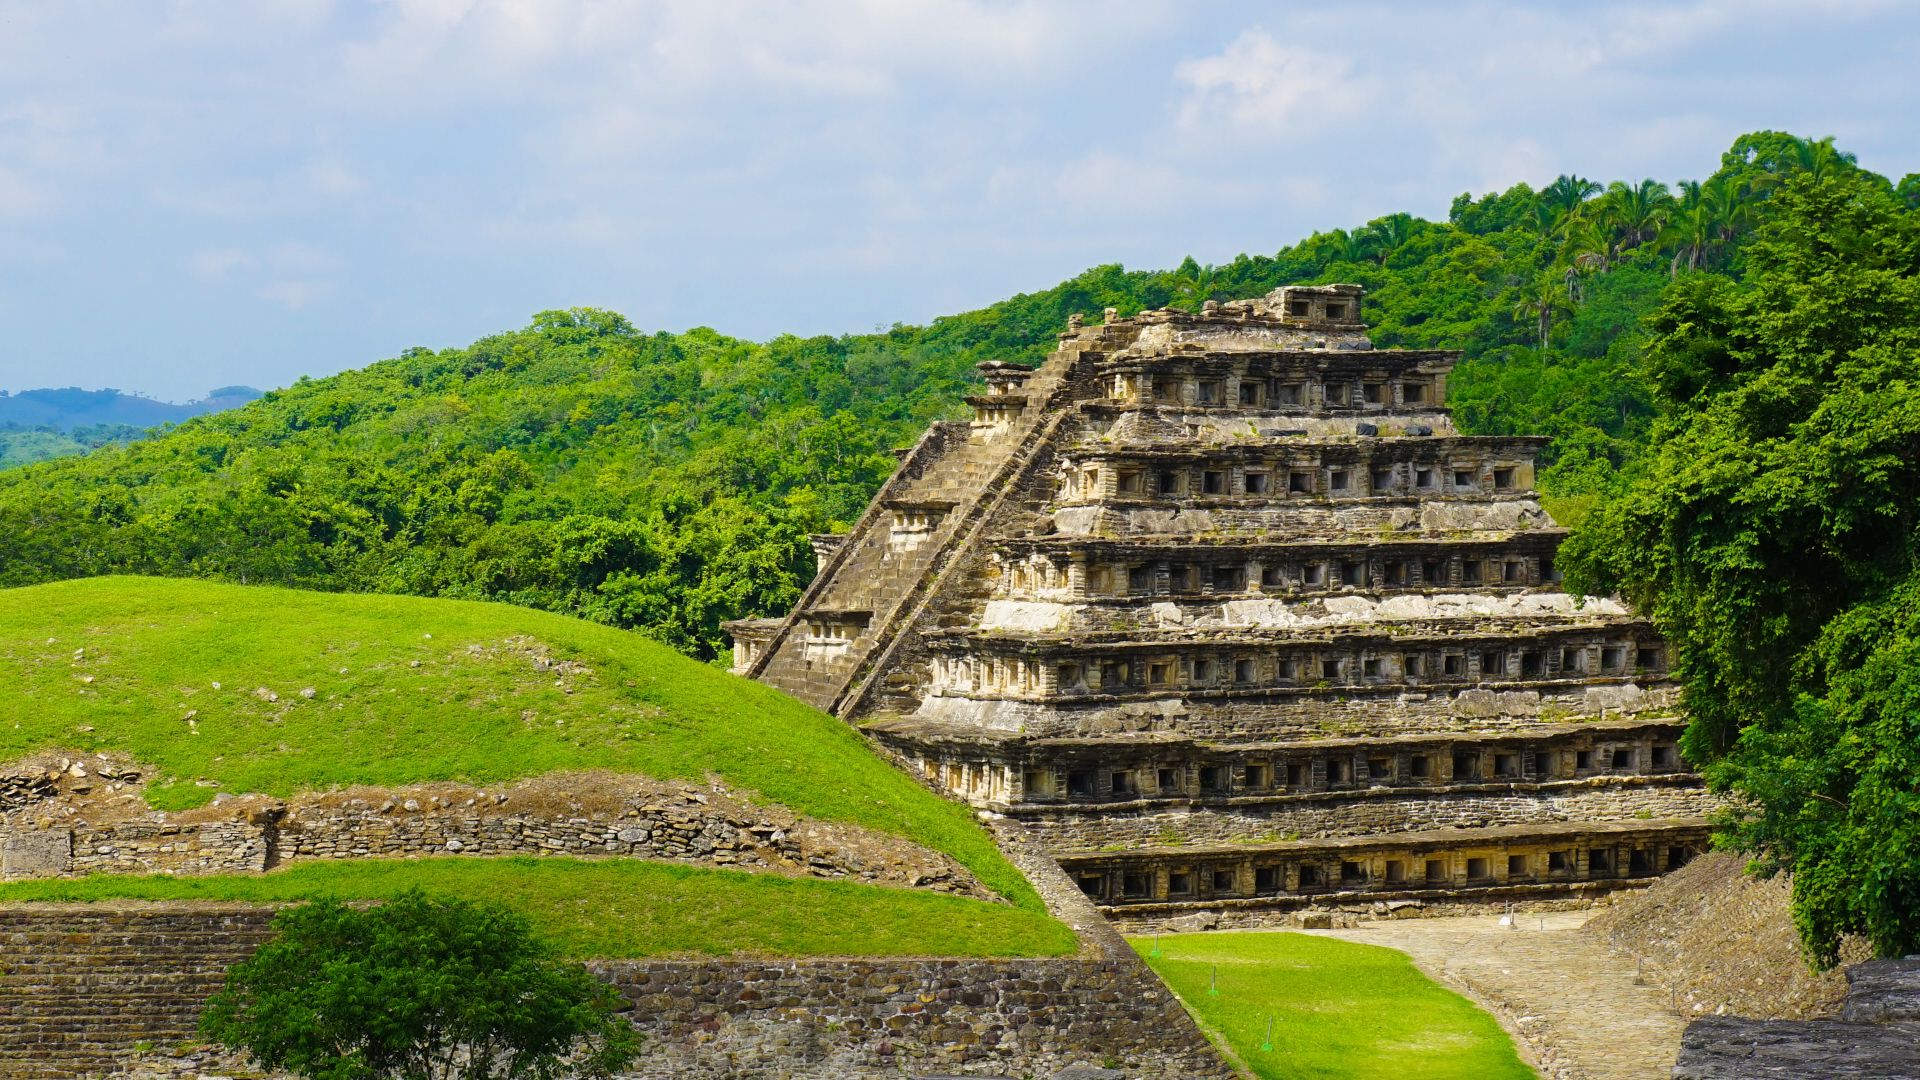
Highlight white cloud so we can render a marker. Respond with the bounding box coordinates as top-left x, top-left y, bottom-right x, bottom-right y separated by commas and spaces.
255, 279, 334, 310
188, 243, 344, 312
154, 158, 367, 219
266, 242, 345, 275
187, 247, 254, 280
1173, 30, 1371, 138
